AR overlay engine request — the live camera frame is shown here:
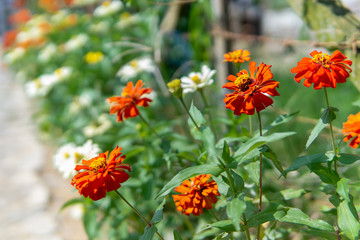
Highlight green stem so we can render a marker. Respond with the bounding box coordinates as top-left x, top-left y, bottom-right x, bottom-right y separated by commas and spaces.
199, 88, 218, 140
249, 115, 252, 136
323, 88, 338, 172
209, 208, 220, 221
114, 190, 164, 240
138, 112, 162, 140
179, 97, 200, 129
256, 111, 263, 240
243, 213, 251, 240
